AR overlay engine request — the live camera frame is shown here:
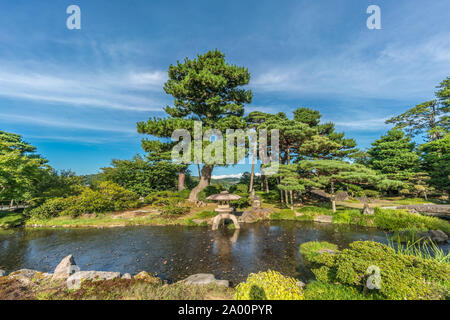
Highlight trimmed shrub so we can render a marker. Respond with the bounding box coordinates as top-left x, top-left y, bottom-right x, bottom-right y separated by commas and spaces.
234, 270, 304, 300
299, 241, 338, 266
301, 240, 450, 300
